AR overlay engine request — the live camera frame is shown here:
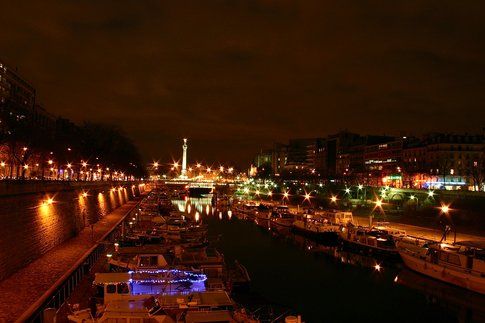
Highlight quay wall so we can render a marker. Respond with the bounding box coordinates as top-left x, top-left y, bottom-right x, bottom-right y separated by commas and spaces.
0, 181, 147, 281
